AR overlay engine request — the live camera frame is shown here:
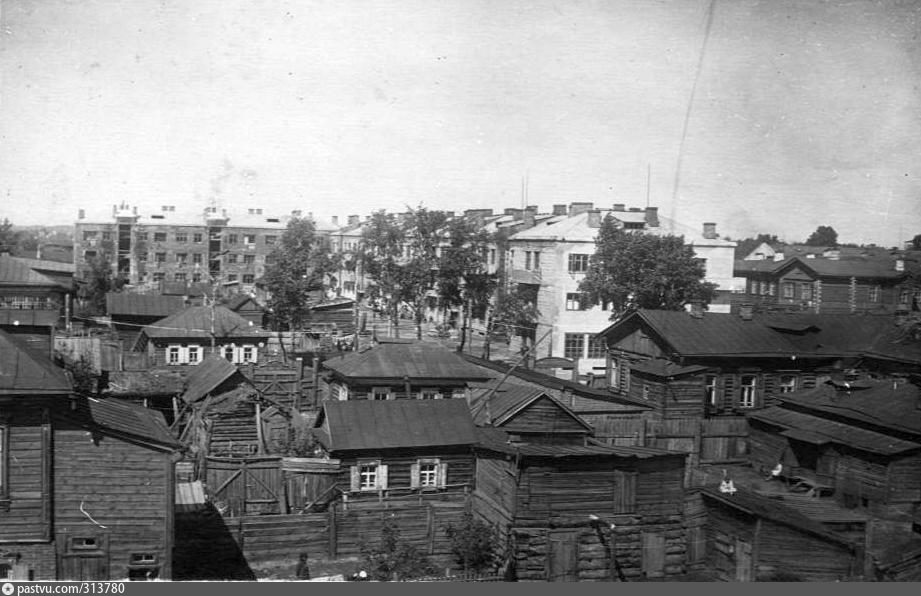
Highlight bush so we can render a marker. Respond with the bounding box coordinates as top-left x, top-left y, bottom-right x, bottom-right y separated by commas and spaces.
443, 512, 500, 573
357, 519, 437, 581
